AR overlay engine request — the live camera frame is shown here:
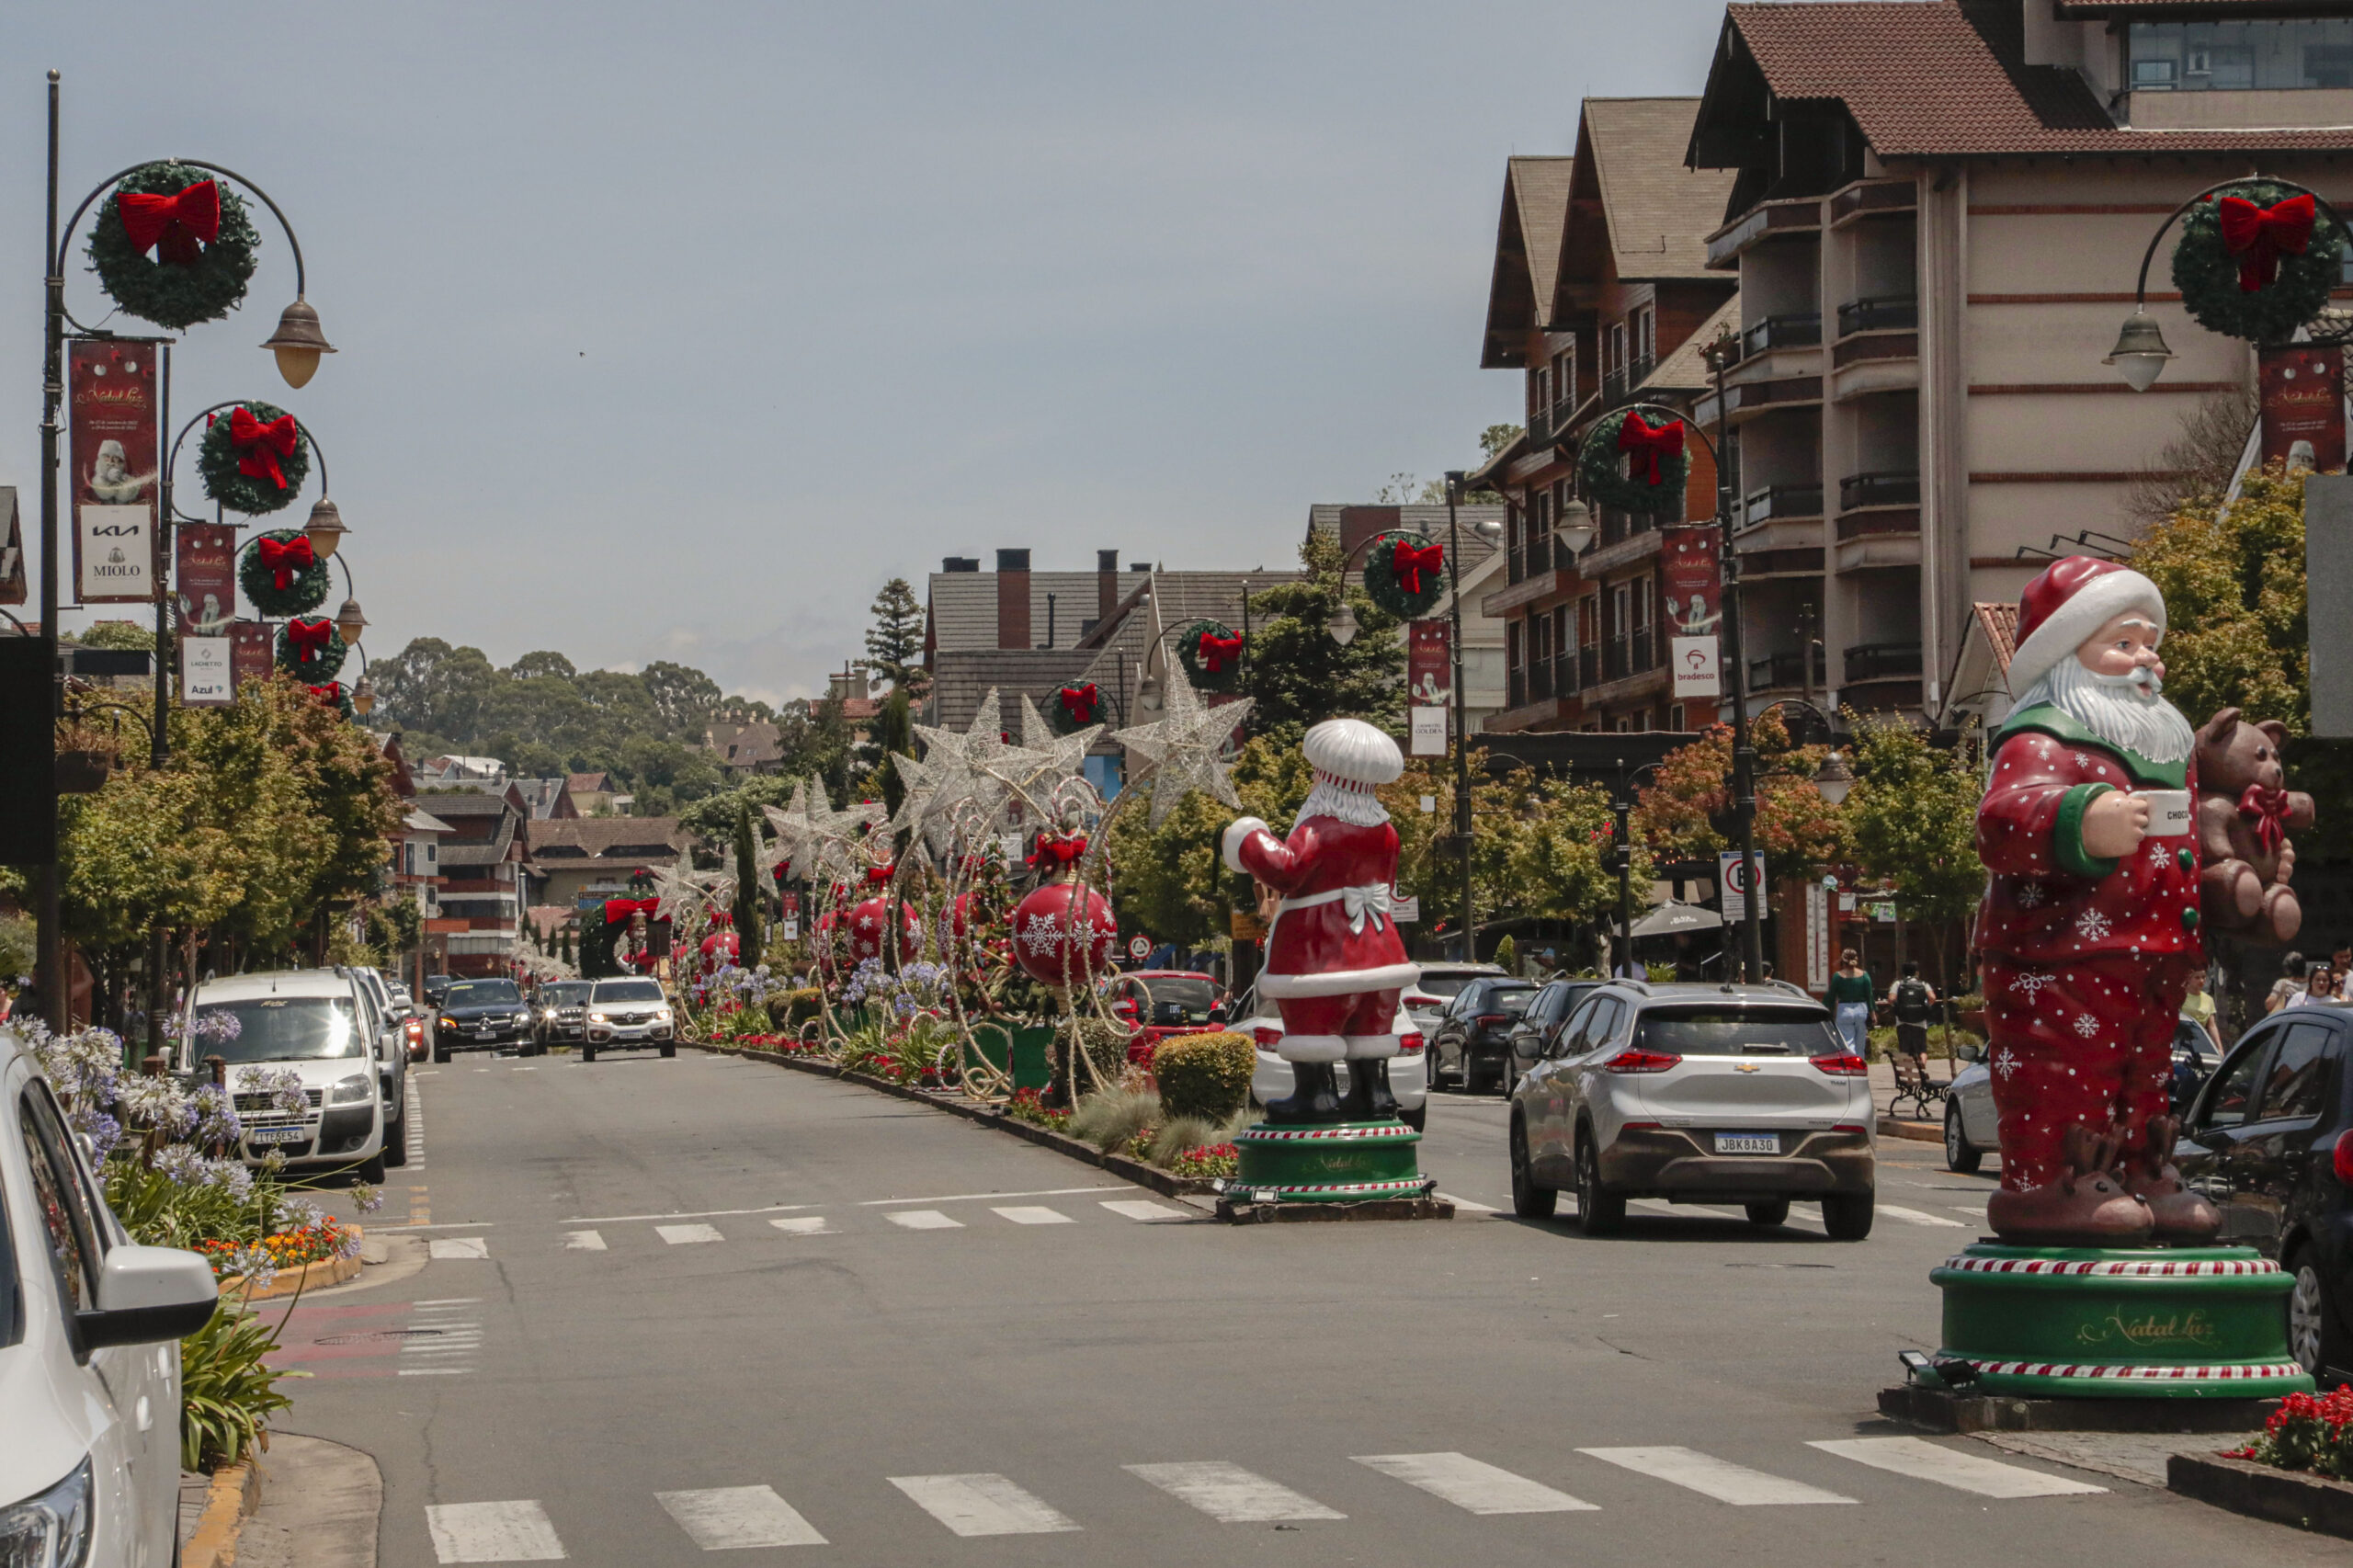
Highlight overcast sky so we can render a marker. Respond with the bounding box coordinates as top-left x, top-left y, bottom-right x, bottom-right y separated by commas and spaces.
5, 1, 1726, 704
